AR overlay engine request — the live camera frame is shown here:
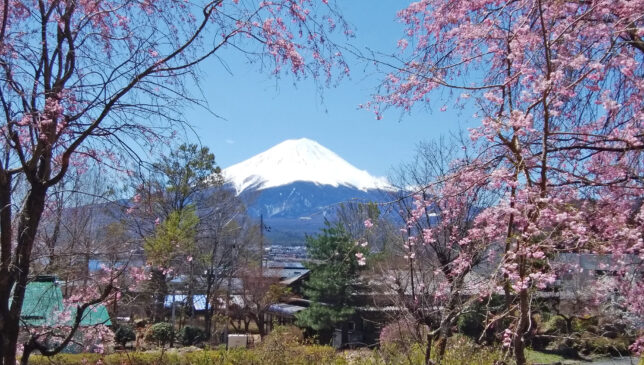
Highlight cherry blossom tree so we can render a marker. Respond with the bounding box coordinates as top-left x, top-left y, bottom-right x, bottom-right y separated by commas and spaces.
385, 139, 499, 364
238, 266, 290, 338
12, 160, 144, 364
0, 0, 348, 363
371, 1, 643, 363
